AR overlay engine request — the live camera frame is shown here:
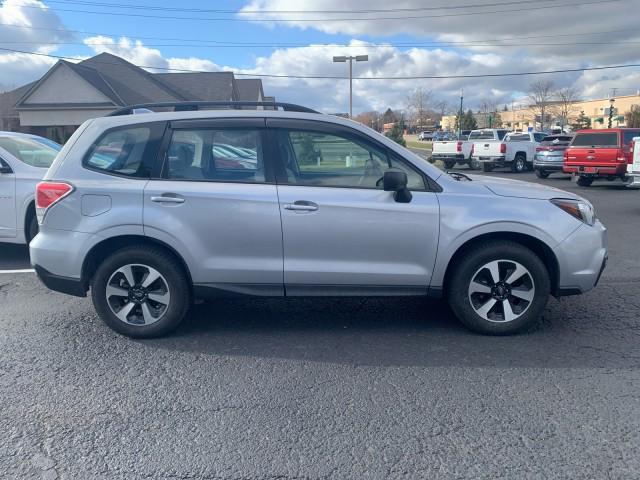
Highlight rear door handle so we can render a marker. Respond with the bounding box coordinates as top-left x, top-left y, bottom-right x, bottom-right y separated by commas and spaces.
284, 200, 319, 212
151, 195, 185, 204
